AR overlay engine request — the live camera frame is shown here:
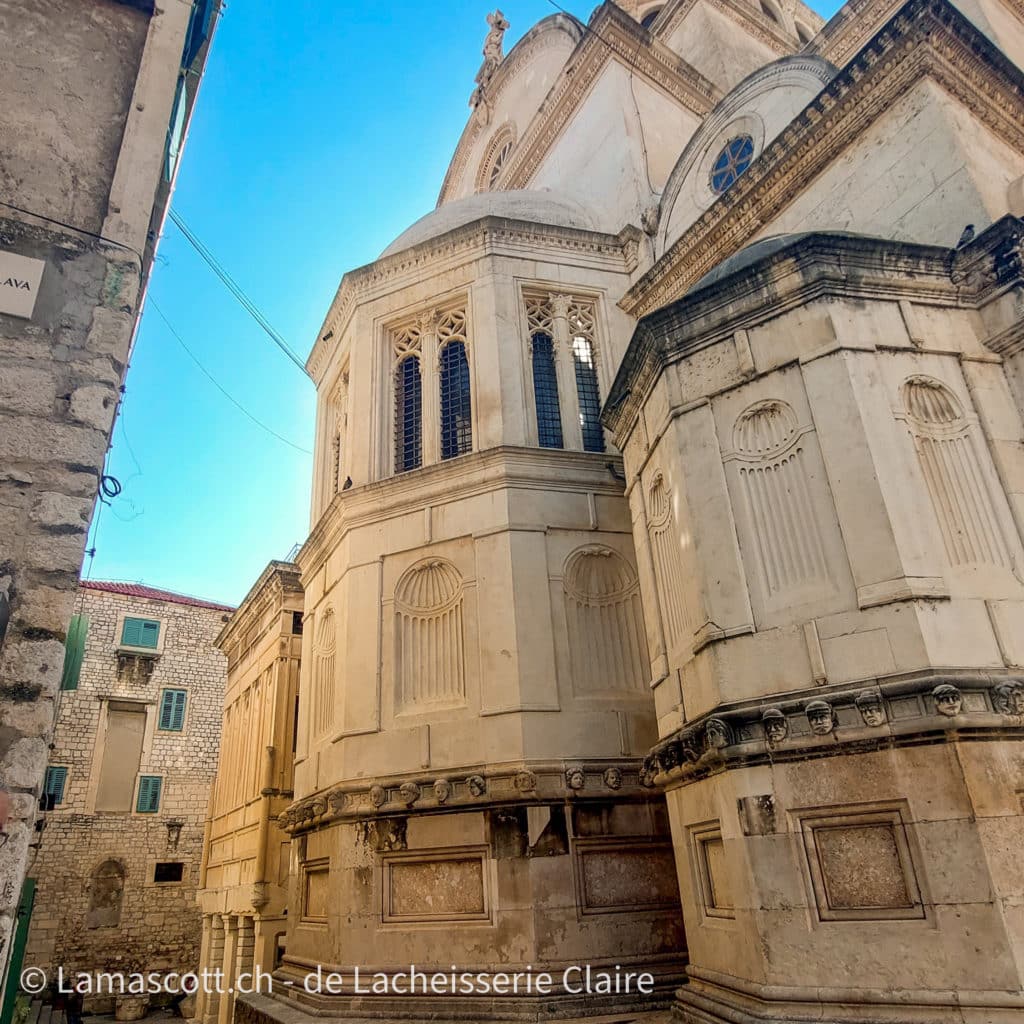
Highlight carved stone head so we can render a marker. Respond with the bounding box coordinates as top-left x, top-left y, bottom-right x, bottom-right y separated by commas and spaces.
513, 770, 537, 794
328, 790, 347, 813
805, 700, 835, 736
705, 718, 731, 751
932, 683, 962, 718
855, 689, 887, 727
467, 775, 487, 798
433, 778, 452, 804
603, 767, 623, 790
762, 707, 788, 745
369, 784, 386, 808
993, 680, 1024, 716
399, 782, 420, 807
565, 767, 586, 791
